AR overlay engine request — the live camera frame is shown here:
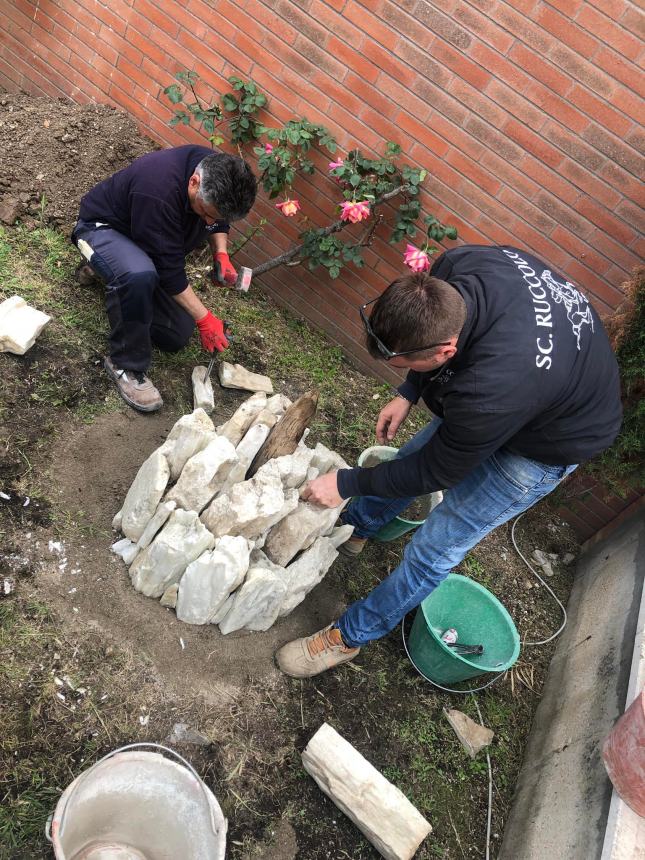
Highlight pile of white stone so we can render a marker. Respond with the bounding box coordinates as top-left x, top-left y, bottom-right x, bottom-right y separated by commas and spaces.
111, 392, 353, 634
